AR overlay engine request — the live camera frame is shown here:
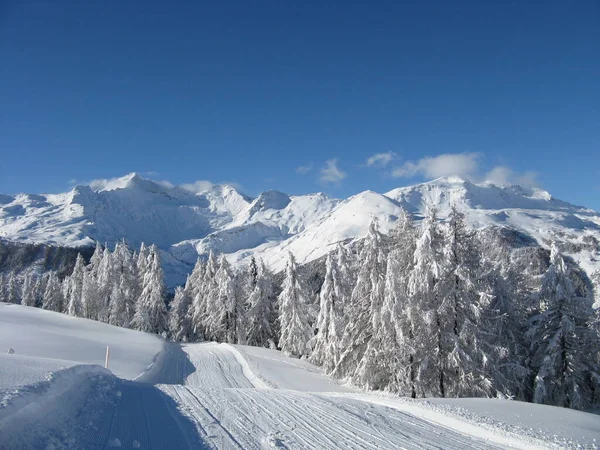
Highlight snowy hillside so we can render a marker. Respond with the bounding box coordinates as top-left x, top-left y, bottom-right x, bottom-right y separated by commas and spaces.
1, 173, 599, 285
2, 304, 598, 449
